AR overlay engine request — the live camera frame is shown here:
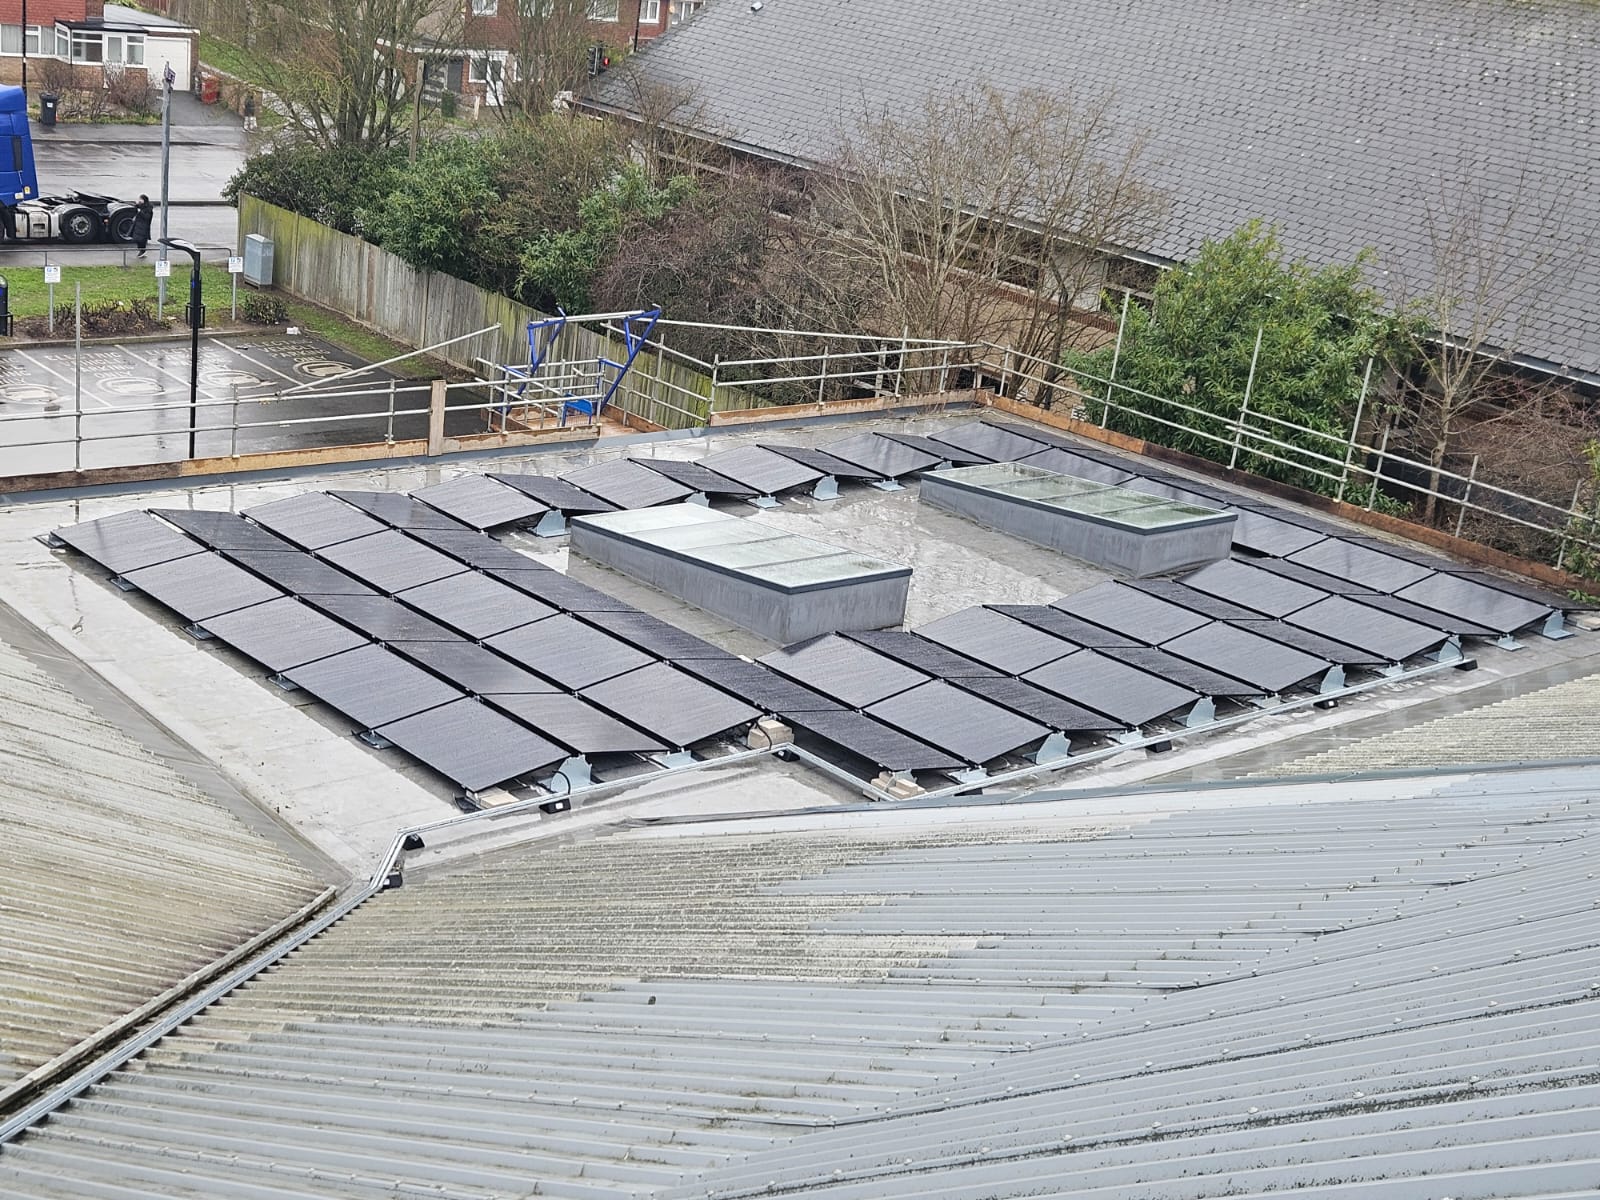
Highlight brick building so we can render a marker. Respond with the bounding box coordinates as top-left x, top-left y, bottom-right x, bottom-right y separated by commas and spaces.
0, 0, 197, 91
